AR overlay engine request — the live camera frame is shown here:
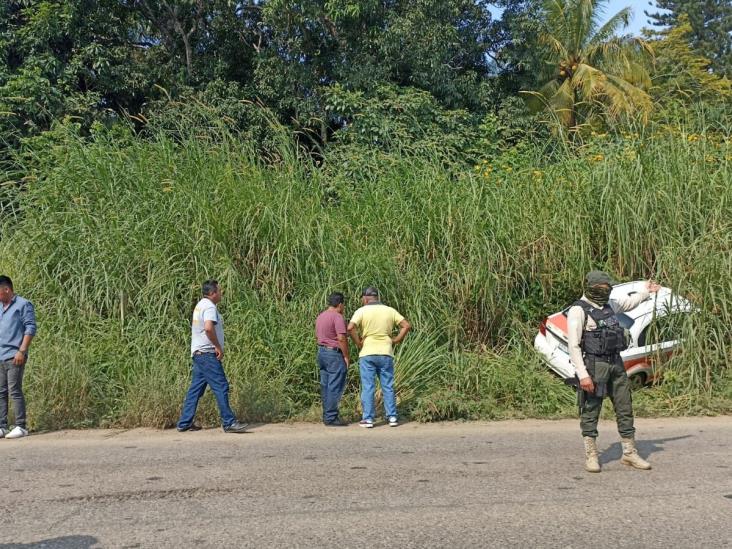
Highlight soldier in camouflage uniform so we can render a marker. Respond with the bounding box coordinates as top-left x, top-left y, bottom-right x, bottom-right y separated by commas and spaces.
567, 271, 660, 473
